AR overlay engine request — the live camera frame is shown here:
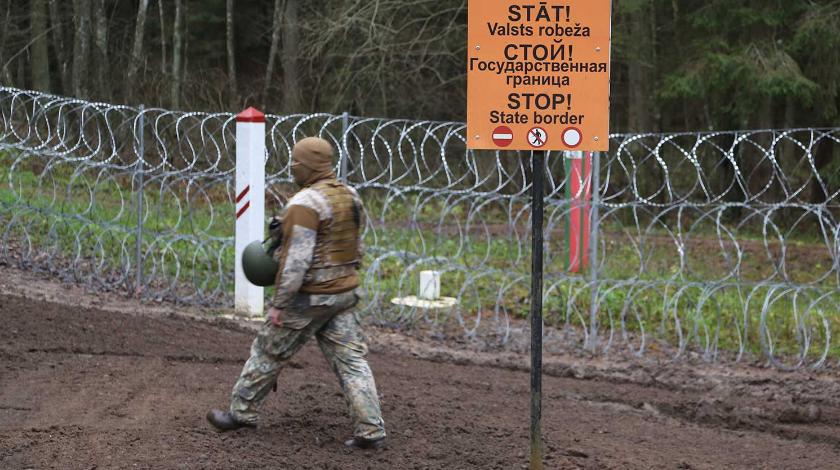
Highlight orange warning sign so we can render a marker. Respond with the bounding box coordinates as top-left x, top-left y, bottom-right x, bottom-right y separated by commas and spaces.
467, 0, 612, 151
